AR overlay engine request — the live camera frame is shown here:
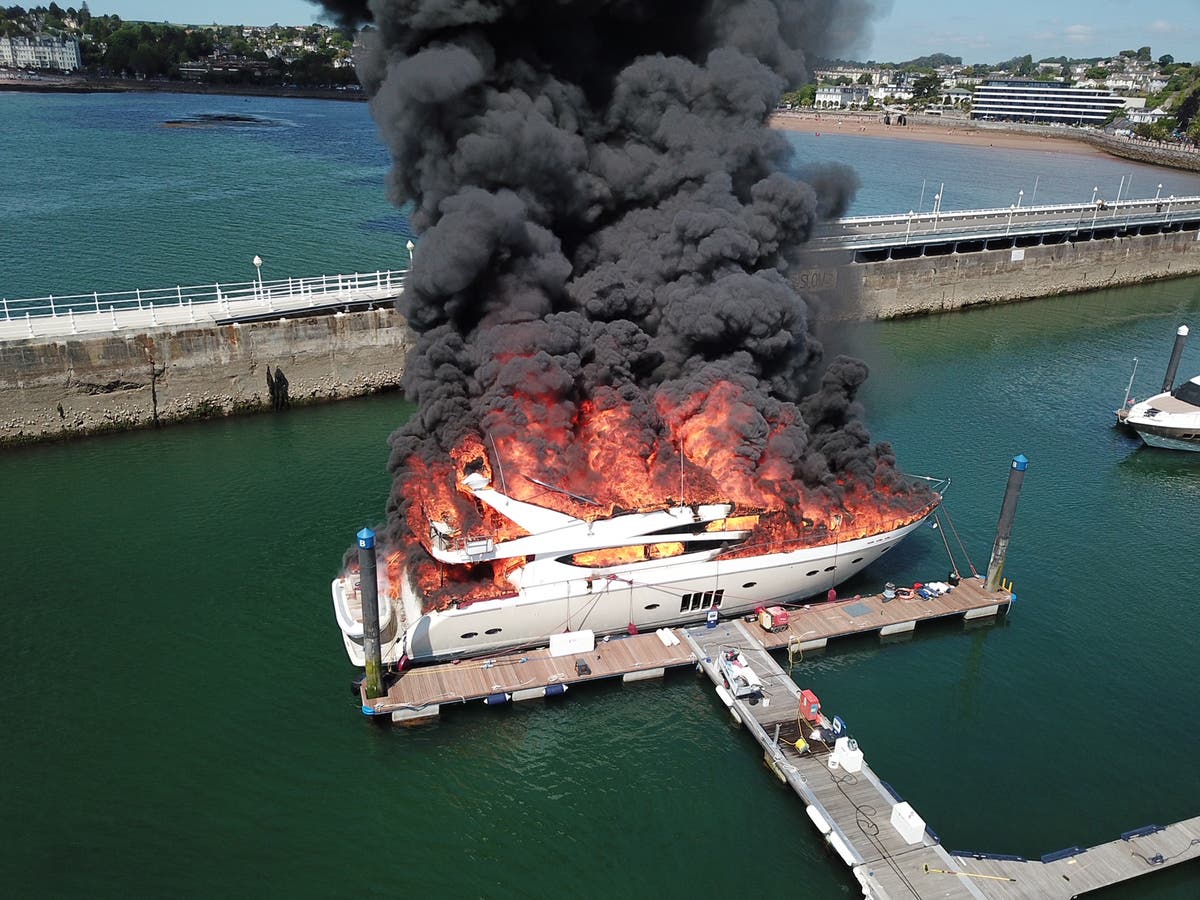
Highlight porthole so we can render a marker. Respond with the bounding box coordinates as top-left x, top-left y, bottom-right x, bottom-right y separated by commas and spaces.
460, 632, 478, 639
485, 628, 502, 635
742, 581, 757, 588
644, 603, 660, 610
806, 570, 819, 577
